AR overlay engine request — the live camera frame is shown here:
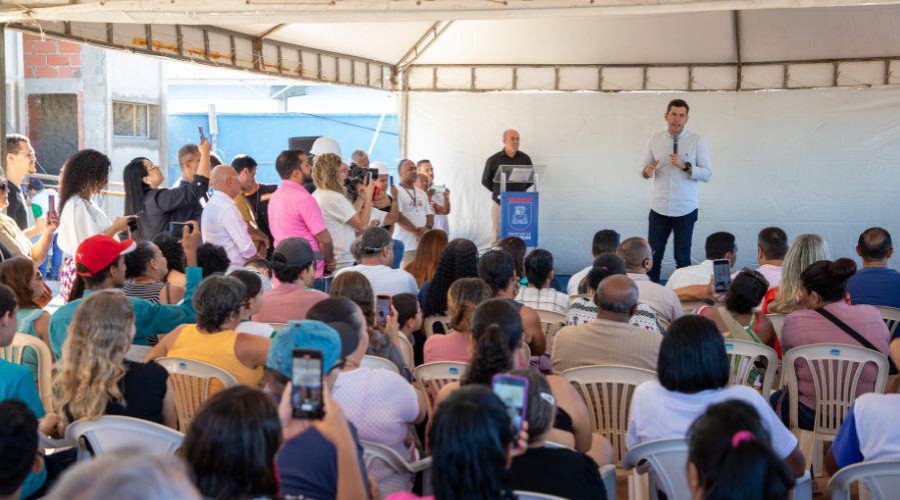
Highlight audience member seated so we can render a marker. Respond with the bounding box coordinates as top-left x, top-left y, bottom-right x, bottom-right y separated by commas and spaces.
50, 229, 202, 358
403, 229, 448, 287
0, 173, 57, 264
617, 237, 684, 324
698, 269, 777, 351
122, 241, 185, 304
335, 227, 418, 296
312, 153, 375, 271
254, 238, 327, 324
0, 258, 50, 375
330, 271, 413, 381
421, 238, 479, 317
667, 231, 736, 300
626, 315, 805, 477
847, 227, 900, 310
0, 401, 46, 500
516, 248, 569, 314
826, 392, 900, 475
687, 400, 795, 499
435, 299, 610, 465
152, 232, 187, 287
229, 269, 273, 338
196, 242, 231, 278
508, 369, 607, 500
147, 275, 270, 387
264, 320, 369, 499
567, 229, 620, 296
566, 253, 664, 333
553, 275, 662, 373
423, 278, 492, 364
54, 290, 176, 429
478, 250, 546, 356
755, 226, 789, 289
48, 450, 200, 500
762, 233, 830, 314
771, 259, 890, 431
392, 293, 422, 348
311, 296, 426, 495
497, 236, 527, 285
